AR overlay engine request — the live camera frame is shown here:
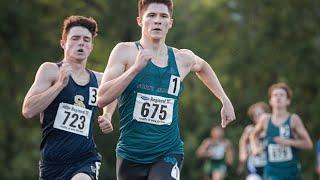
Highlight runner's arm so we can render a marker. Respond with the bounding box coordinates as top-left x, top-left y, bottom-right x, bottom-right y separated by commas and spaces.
101, 100, 117, 120
225, 140, 234, 166
275, 114, 313, 149
189, 53, 235, 127
250, 115, 267, 155
191, 54, 231, 106
22, 63, 62, 119
196, 139, 211, 158
97, 43, 140, 107
239, 126, 251, 163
